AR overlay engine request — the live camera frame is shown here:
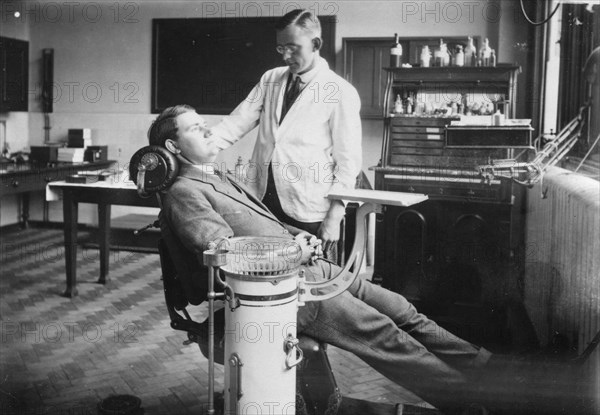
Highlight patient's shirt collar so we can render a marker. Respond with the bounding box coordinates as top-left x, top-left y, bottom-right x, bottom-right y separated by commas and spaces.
191, 164, 216, 175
